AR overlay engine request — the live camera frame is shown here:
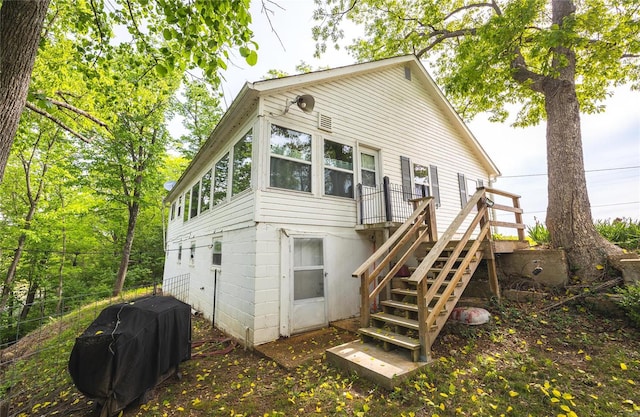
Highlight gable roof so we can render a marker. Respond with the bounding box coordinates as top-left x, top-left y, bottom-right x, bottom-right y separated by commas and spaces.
166, 55, 500, 201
